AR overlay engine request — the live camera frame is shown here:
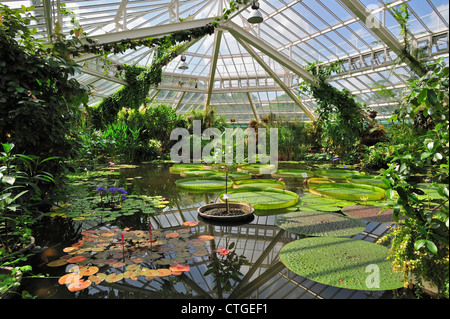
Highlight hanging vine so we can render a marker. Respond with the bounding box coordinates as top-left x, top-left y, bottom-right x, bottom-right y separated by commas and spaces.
299, 61, 369, 162
78, 0, 250, 127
